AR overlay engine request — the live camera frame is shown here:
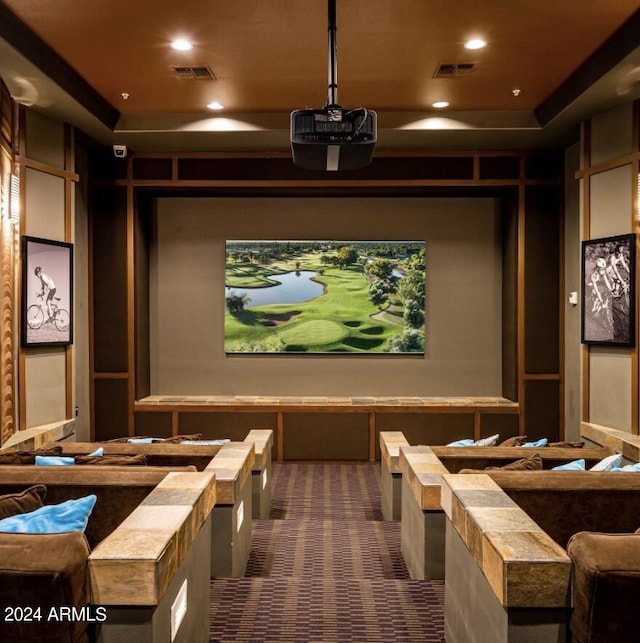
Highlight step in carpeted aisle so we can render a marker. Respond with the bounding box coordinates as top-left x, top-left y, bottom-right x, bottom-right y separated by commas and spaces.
210, 463, 445, 642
